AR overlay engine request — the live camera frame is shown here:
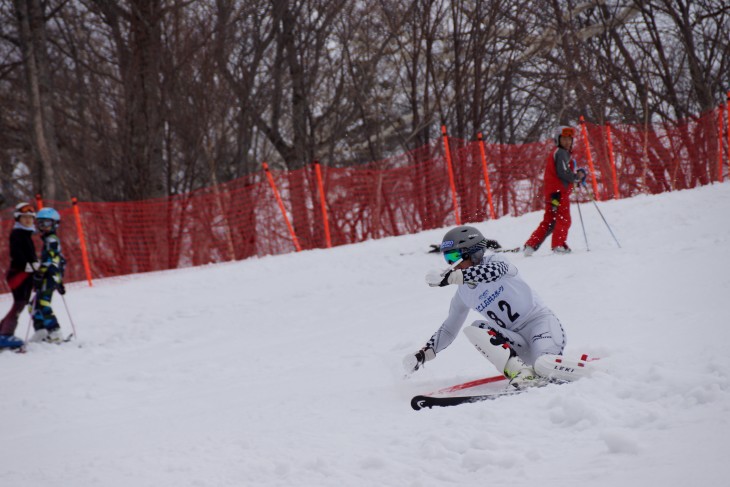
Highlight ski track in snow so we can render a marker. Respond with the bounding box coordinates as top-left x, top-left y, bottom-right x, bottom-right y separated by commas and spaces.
2, 183, 729, 486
